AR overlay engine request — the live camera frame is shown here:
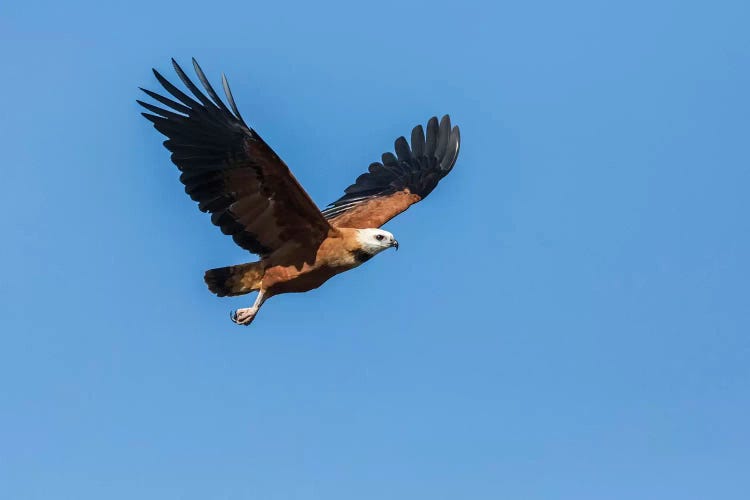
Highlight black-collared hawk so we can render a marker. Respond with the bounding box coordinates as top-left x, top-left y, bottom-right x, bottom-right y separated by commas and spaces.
139, 59, 460, 326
